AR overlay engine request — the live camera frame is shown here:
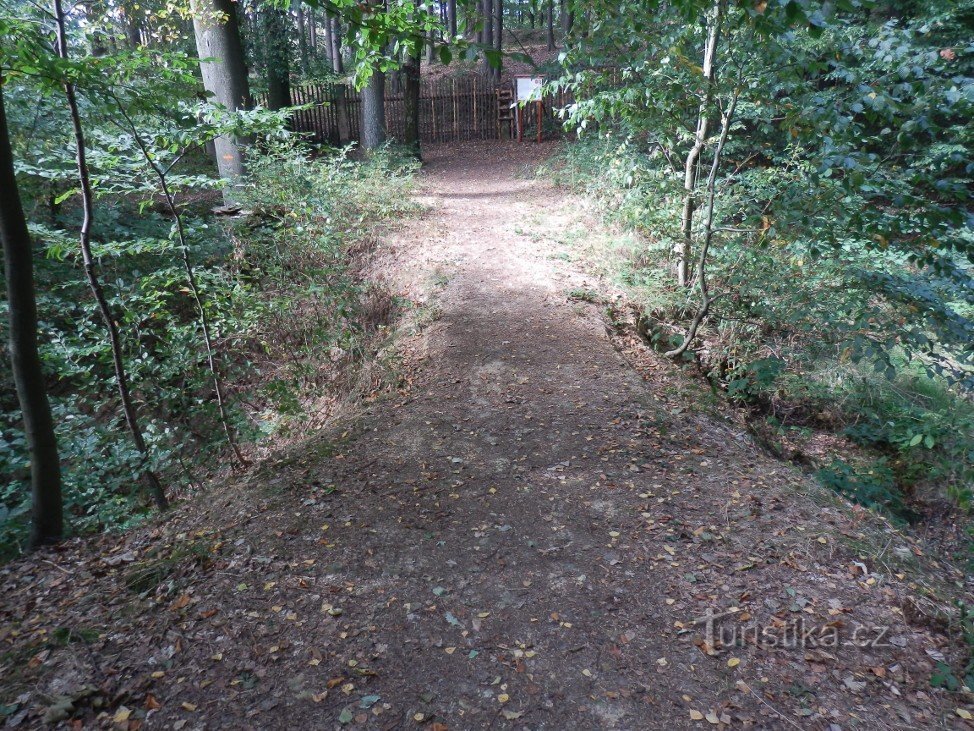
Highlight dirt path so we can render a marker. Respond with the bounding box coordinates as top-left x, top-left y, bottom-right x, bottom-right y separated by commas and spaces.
2, 143, 959, 729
